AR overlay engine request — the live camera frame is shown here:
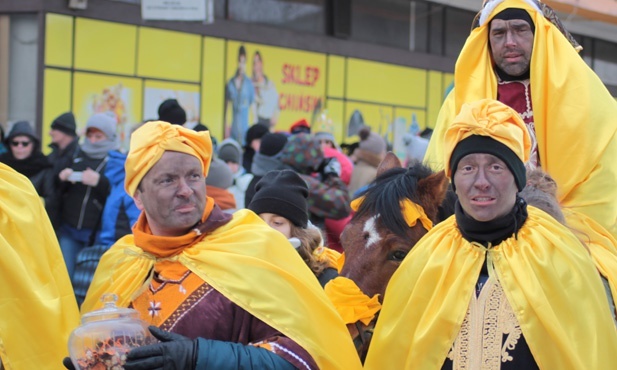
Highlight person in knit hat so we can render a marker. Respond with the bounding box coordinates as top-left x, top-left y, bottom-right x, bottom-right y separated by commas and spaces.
158, 99, 186, 126
205, 157, 236, 212
248, 169, 340, 287
78, 120, 361, 370
244, 132, 287, 206
242, 123, 269, 173
158, 98, 208, 132
218, 138, 253, 209
364, 99, 617, 369
56, 112, 117, 280
47, 112, 80, 229
348, 125, 387, 196
51, 112, 78, 138
0, 121, 55, 212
